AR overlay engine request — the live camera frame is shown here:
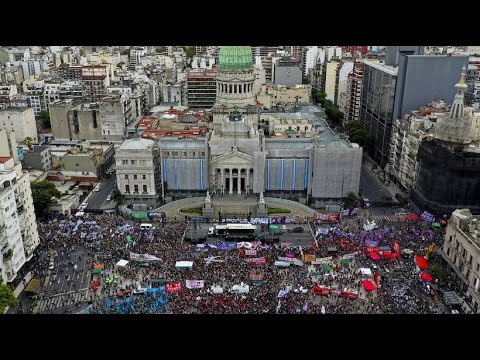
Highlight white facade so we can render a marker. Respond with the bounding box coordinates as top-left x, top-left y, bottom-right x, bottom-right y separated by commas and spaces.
324, 62, 339, 102
303, 46, 319, 77
191, 55, 215, 70
336, 61, 354, 106
43, 83, 60, 111
115, 137, 160, 207
0, 108, 38, 143
441, 209, 480, 313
